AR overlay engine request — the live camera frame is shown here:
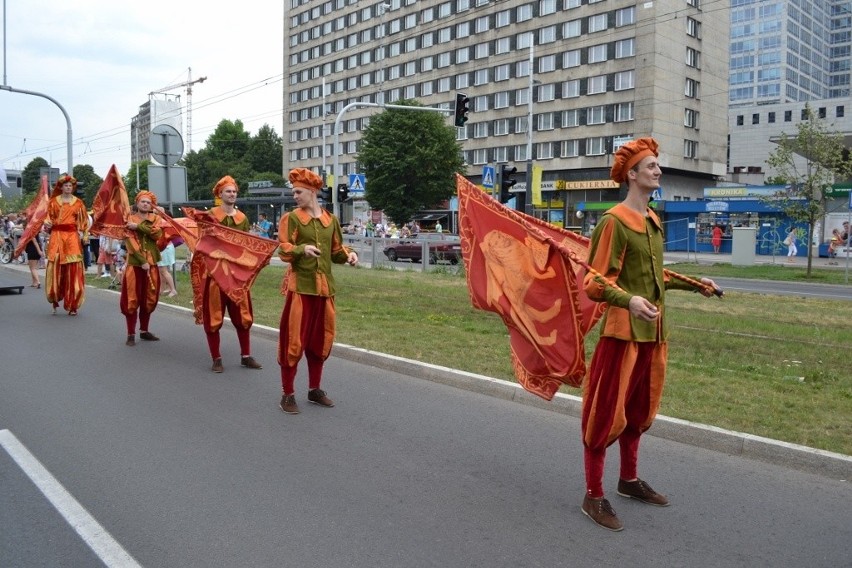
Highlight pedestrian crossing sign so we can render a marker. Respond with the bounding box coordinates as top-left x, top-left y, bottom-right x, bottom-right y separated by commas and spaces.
348, 173, 366, 195
482, 166, 495, 189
